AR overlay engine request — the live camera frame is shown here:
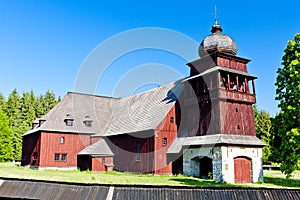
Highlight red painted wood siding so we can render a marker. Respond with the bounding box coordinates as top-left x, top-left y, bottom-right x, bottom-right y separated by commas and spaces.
21, 132, 41, 167
234, 157, 252, 183
108, 131, 154, 173
92, 157, 106, 171
39, 132, 91, 168
154, 106, 178, 175
90, 137, 101, 145
92, 157, 114, 171
217, 57, 248, 72
220, 101, 256, 136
